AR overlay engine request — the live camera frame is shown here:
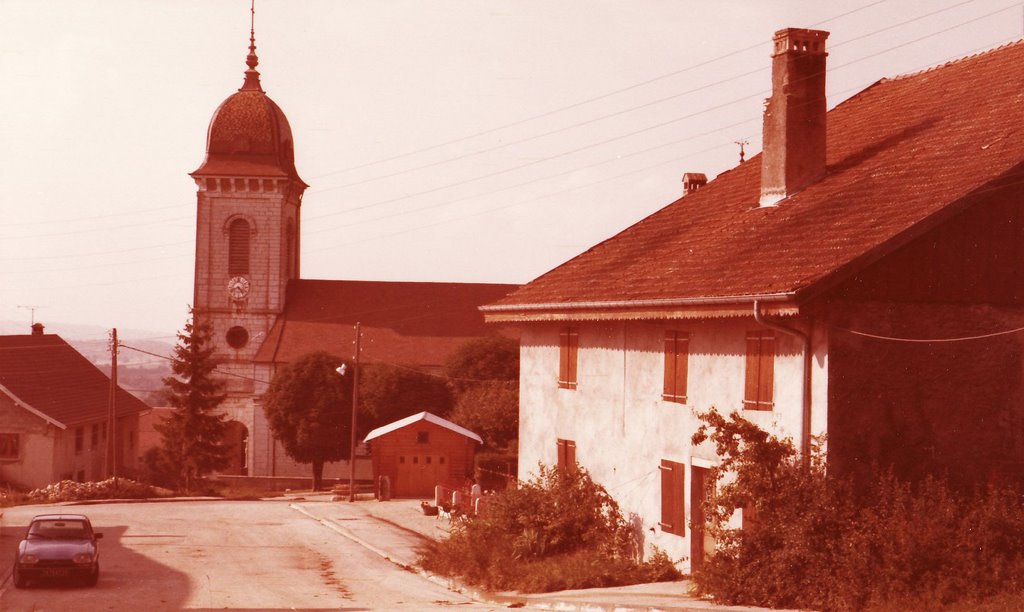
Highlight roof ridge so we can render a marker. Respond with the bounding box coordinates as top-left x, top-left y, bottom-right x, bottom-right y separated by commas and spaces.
886, 37, 1024, 82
